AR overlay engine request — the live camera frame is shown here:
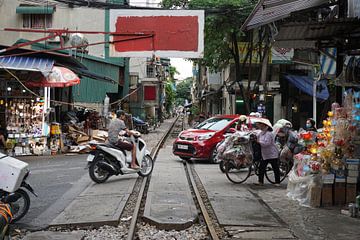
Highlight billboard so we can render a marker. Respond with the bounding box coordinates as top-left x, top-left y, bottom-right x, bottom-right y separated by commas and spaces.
109, 10, 204, 58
